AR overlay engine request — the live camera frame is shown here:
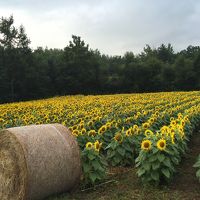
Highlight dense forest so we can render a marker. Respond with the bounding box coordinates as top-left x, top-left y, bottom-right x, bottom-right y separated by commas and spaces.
0, 15, 200, 103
